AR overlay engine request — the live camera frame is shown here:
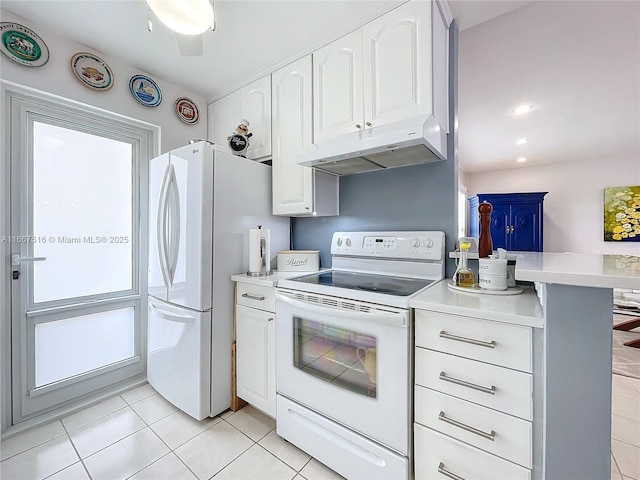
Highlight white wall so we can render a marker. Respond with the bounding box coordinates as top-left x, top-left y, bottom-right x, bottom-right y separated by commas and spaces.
0, 10, 207, 152
466, 156, 640, 255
